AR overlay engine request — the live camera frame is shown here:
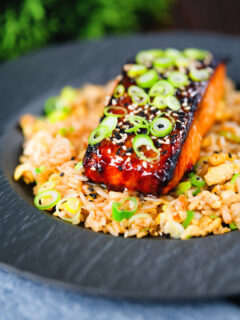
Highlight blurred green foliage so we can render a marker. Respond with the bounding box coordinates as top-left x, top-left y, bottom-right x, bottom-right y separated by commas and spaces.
0, 0, 174, 61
